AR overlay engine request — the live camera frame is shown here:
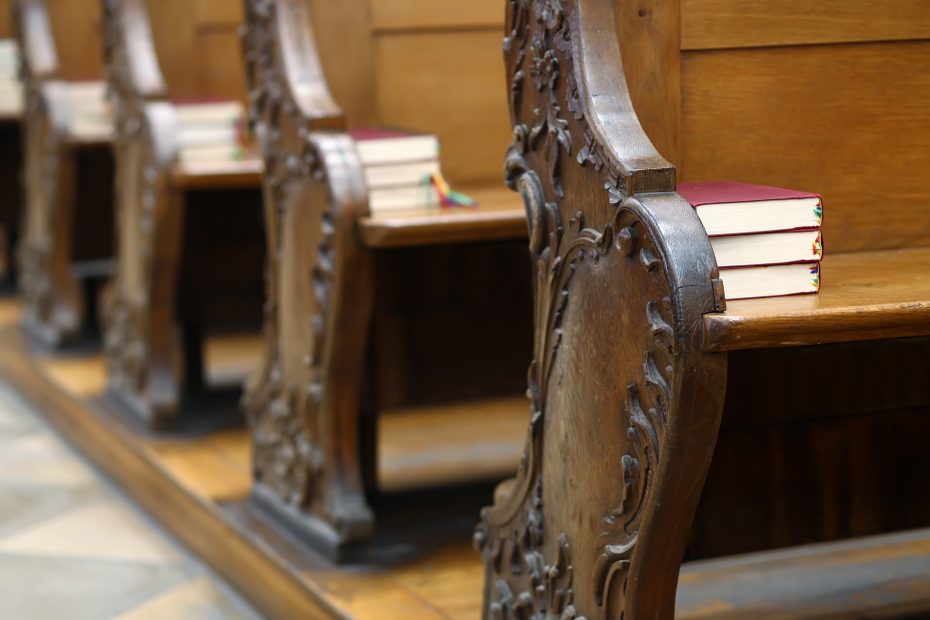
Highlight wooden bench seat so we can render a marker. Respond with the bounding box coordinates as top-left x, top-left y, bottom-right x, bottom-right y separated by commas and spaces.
705, 246, 930, 351
678, 528, 930, 619
358, 185, 526, 247
171, 157, 263, 190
